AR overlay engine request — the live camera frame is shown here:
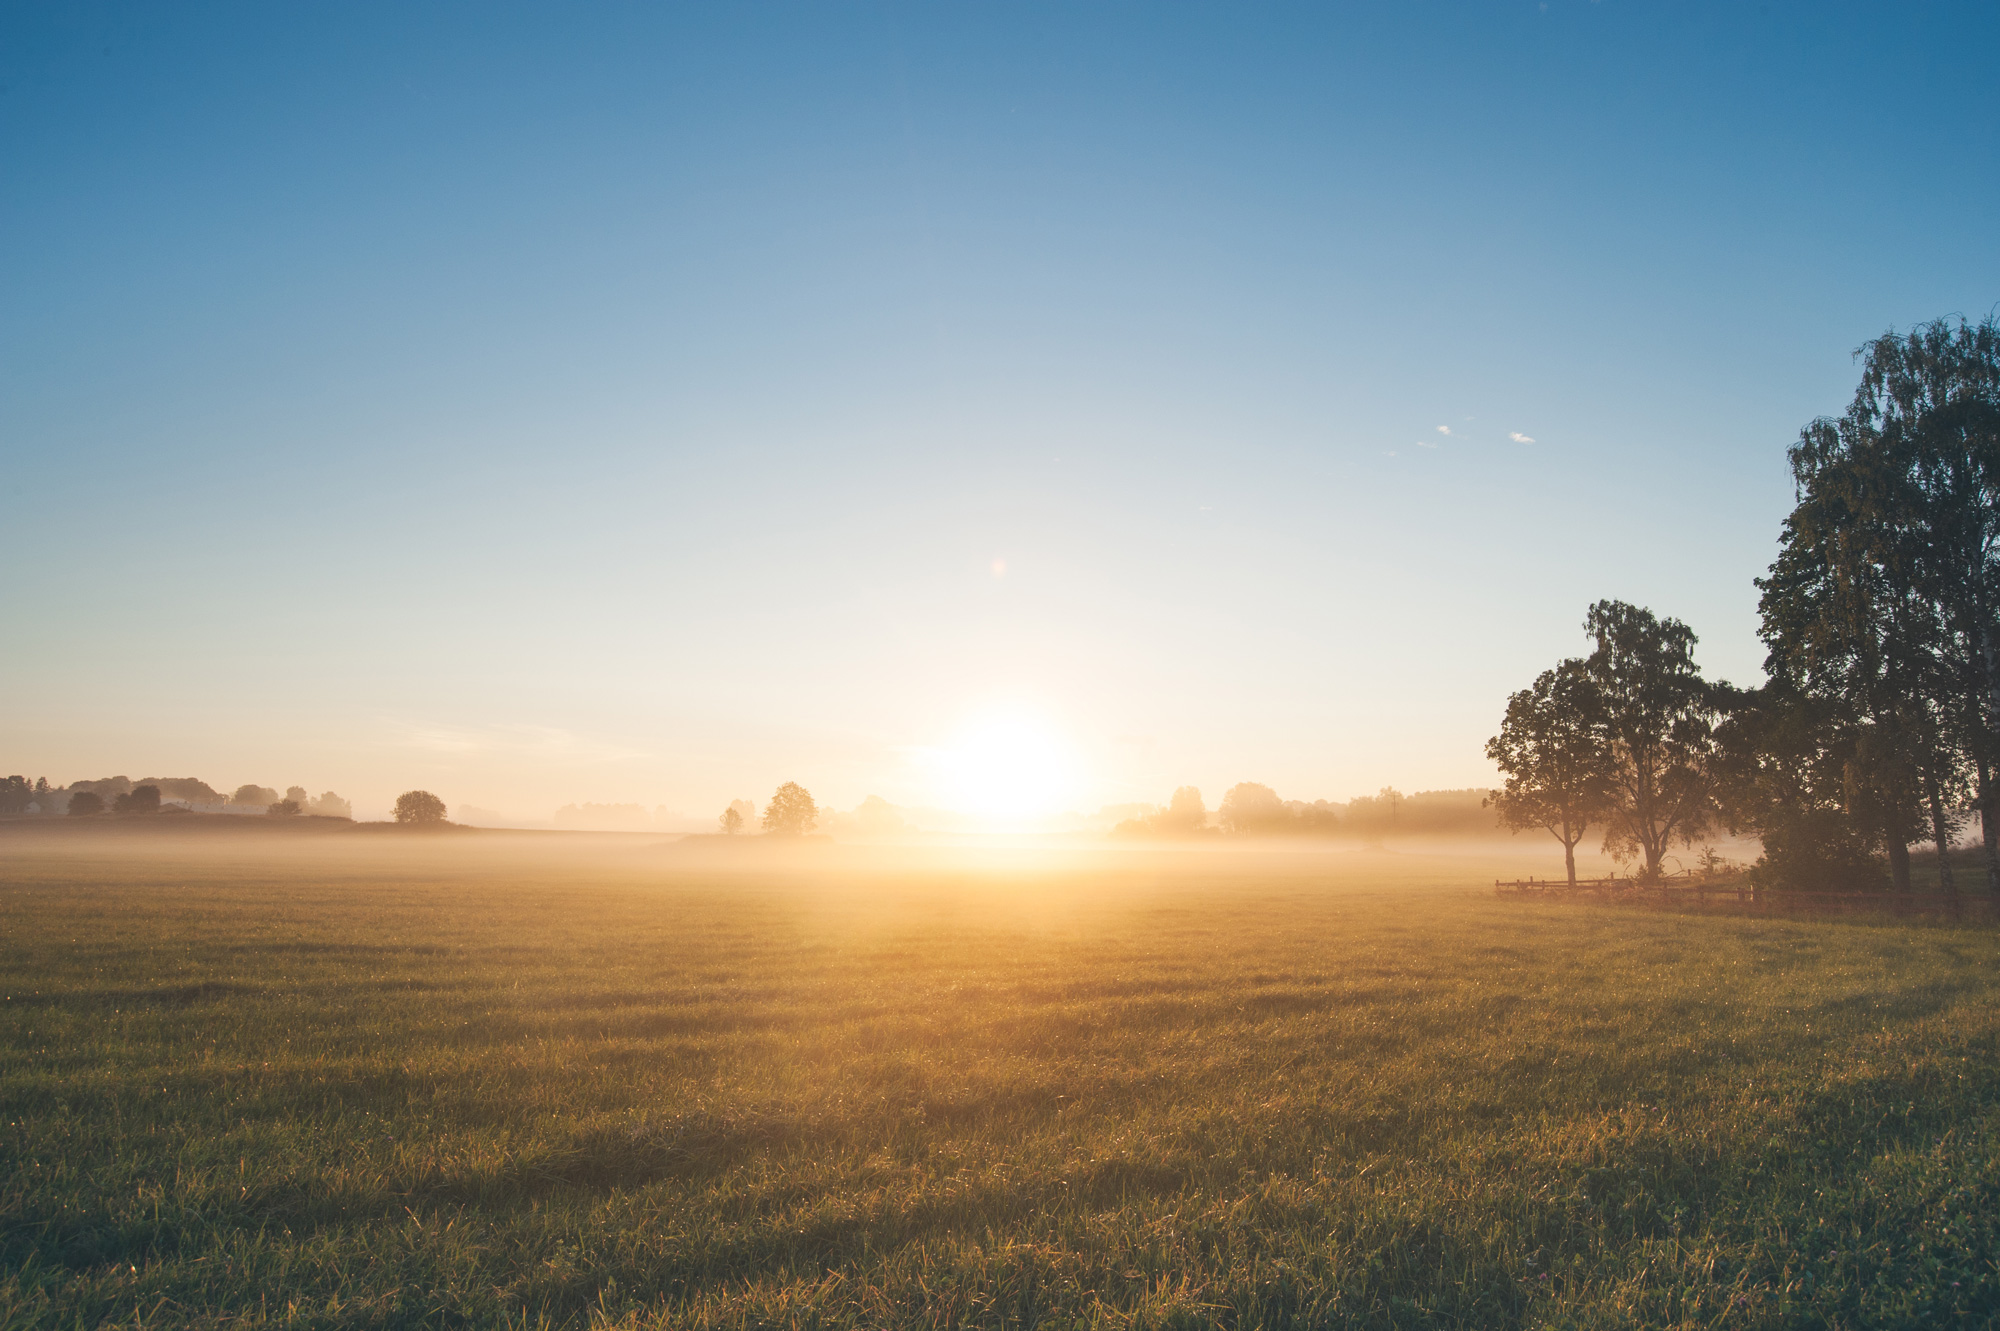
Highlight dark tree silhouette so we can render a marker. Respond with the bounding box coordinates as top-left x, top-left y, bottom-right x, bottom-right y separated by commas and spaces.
68, 791, 104, 817
0, 775, 31, 815
1712, 680, 1891, 891
1486, 659, 1616, 886
267, 799, 302, 817
394, 790, 448, 825
761, 783, 818, 836
113, 785, 162, 815
1583, 601, 1722, 880
1771, 316, 2000, 890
